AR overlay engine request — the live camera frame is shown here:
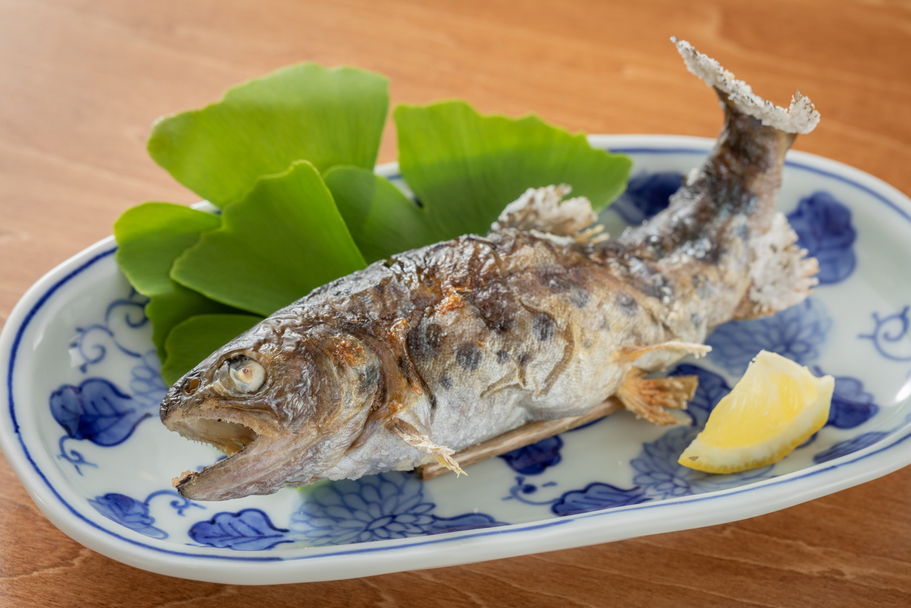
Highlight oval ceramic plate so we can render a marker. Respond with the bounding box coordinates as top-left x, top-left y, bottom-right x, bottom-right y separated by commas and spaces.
2, 135, 911, 585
